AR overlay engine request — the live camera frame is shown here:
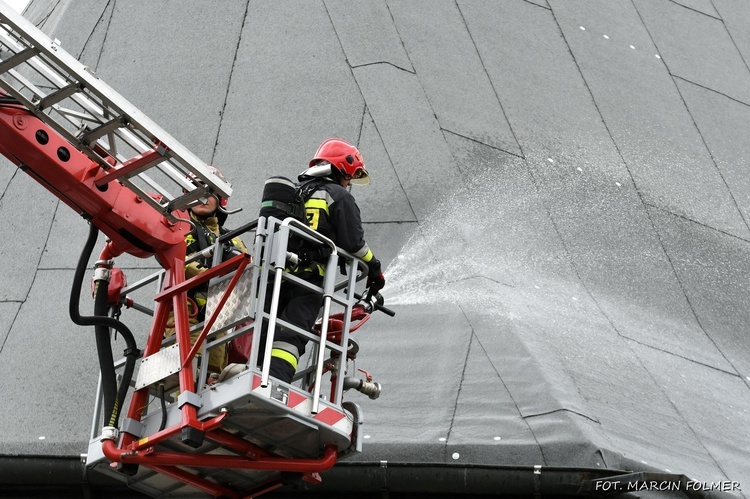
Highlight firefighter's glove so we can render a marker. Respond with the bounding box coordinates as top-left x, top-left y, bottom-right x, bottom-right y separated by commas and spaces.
366, 258, 385, 293
298, 246, 332, 265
